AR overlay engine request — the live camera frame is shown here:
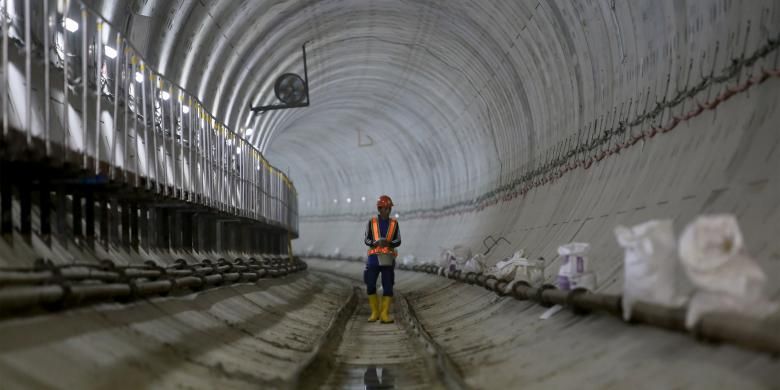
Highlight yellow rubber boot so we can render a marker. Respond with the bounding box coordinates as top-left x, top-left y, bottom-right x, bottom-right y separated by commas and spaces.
380, 296, 394, 323
367, 294, 380, 322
